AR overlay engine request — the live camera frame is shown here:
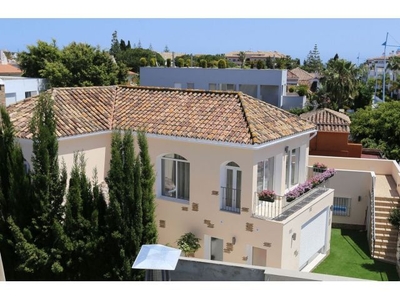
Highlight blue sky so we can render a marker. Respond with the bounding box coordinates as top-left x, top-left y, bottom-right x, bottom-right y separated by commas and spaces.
1, 2, 400, 65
